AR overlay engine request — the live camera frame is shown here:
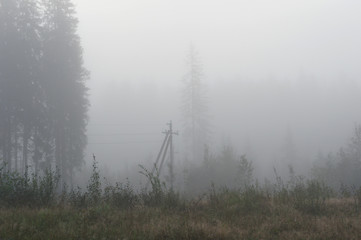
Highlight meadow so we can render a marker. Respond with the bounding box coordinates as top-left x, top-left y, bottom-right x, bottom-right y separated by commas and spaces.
1, 162, 361, 240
